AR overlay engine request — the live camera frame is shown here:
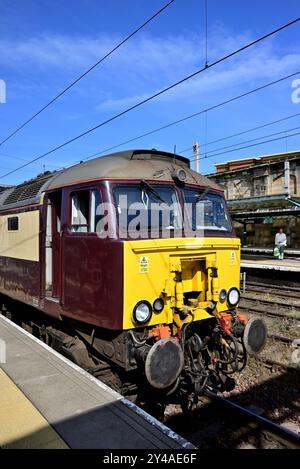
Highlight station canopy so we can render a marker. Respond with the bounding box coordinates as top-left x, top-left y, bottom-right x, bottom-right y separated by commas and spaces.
228, 194, 300, 221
